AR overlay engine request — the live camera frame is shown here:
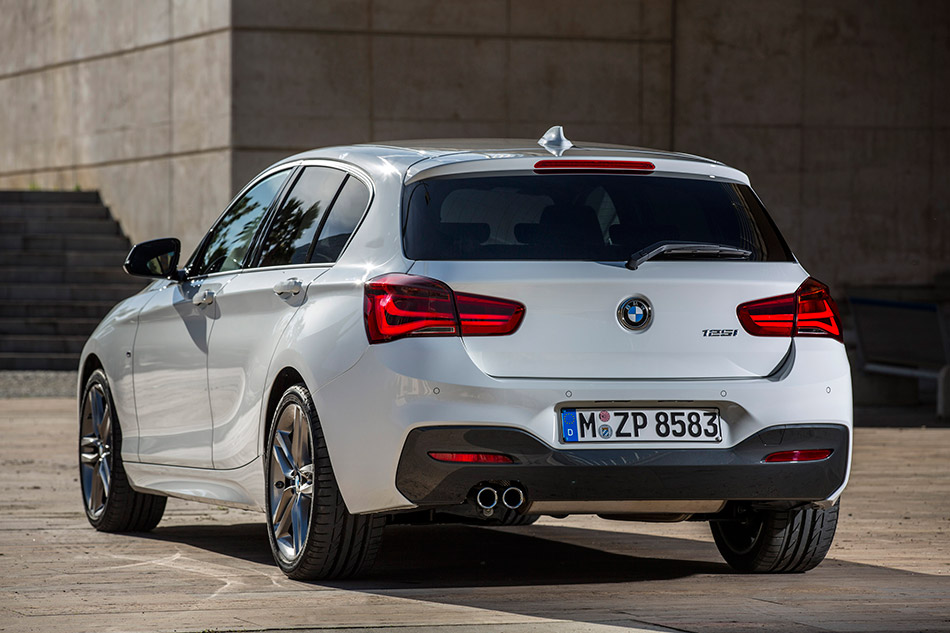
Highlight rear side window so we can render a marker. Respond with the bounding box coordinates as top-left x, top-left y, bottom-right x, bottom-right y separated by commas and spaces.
257, 166, 347, 267
310, 176, 371, 263
403, 174, 792, 262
